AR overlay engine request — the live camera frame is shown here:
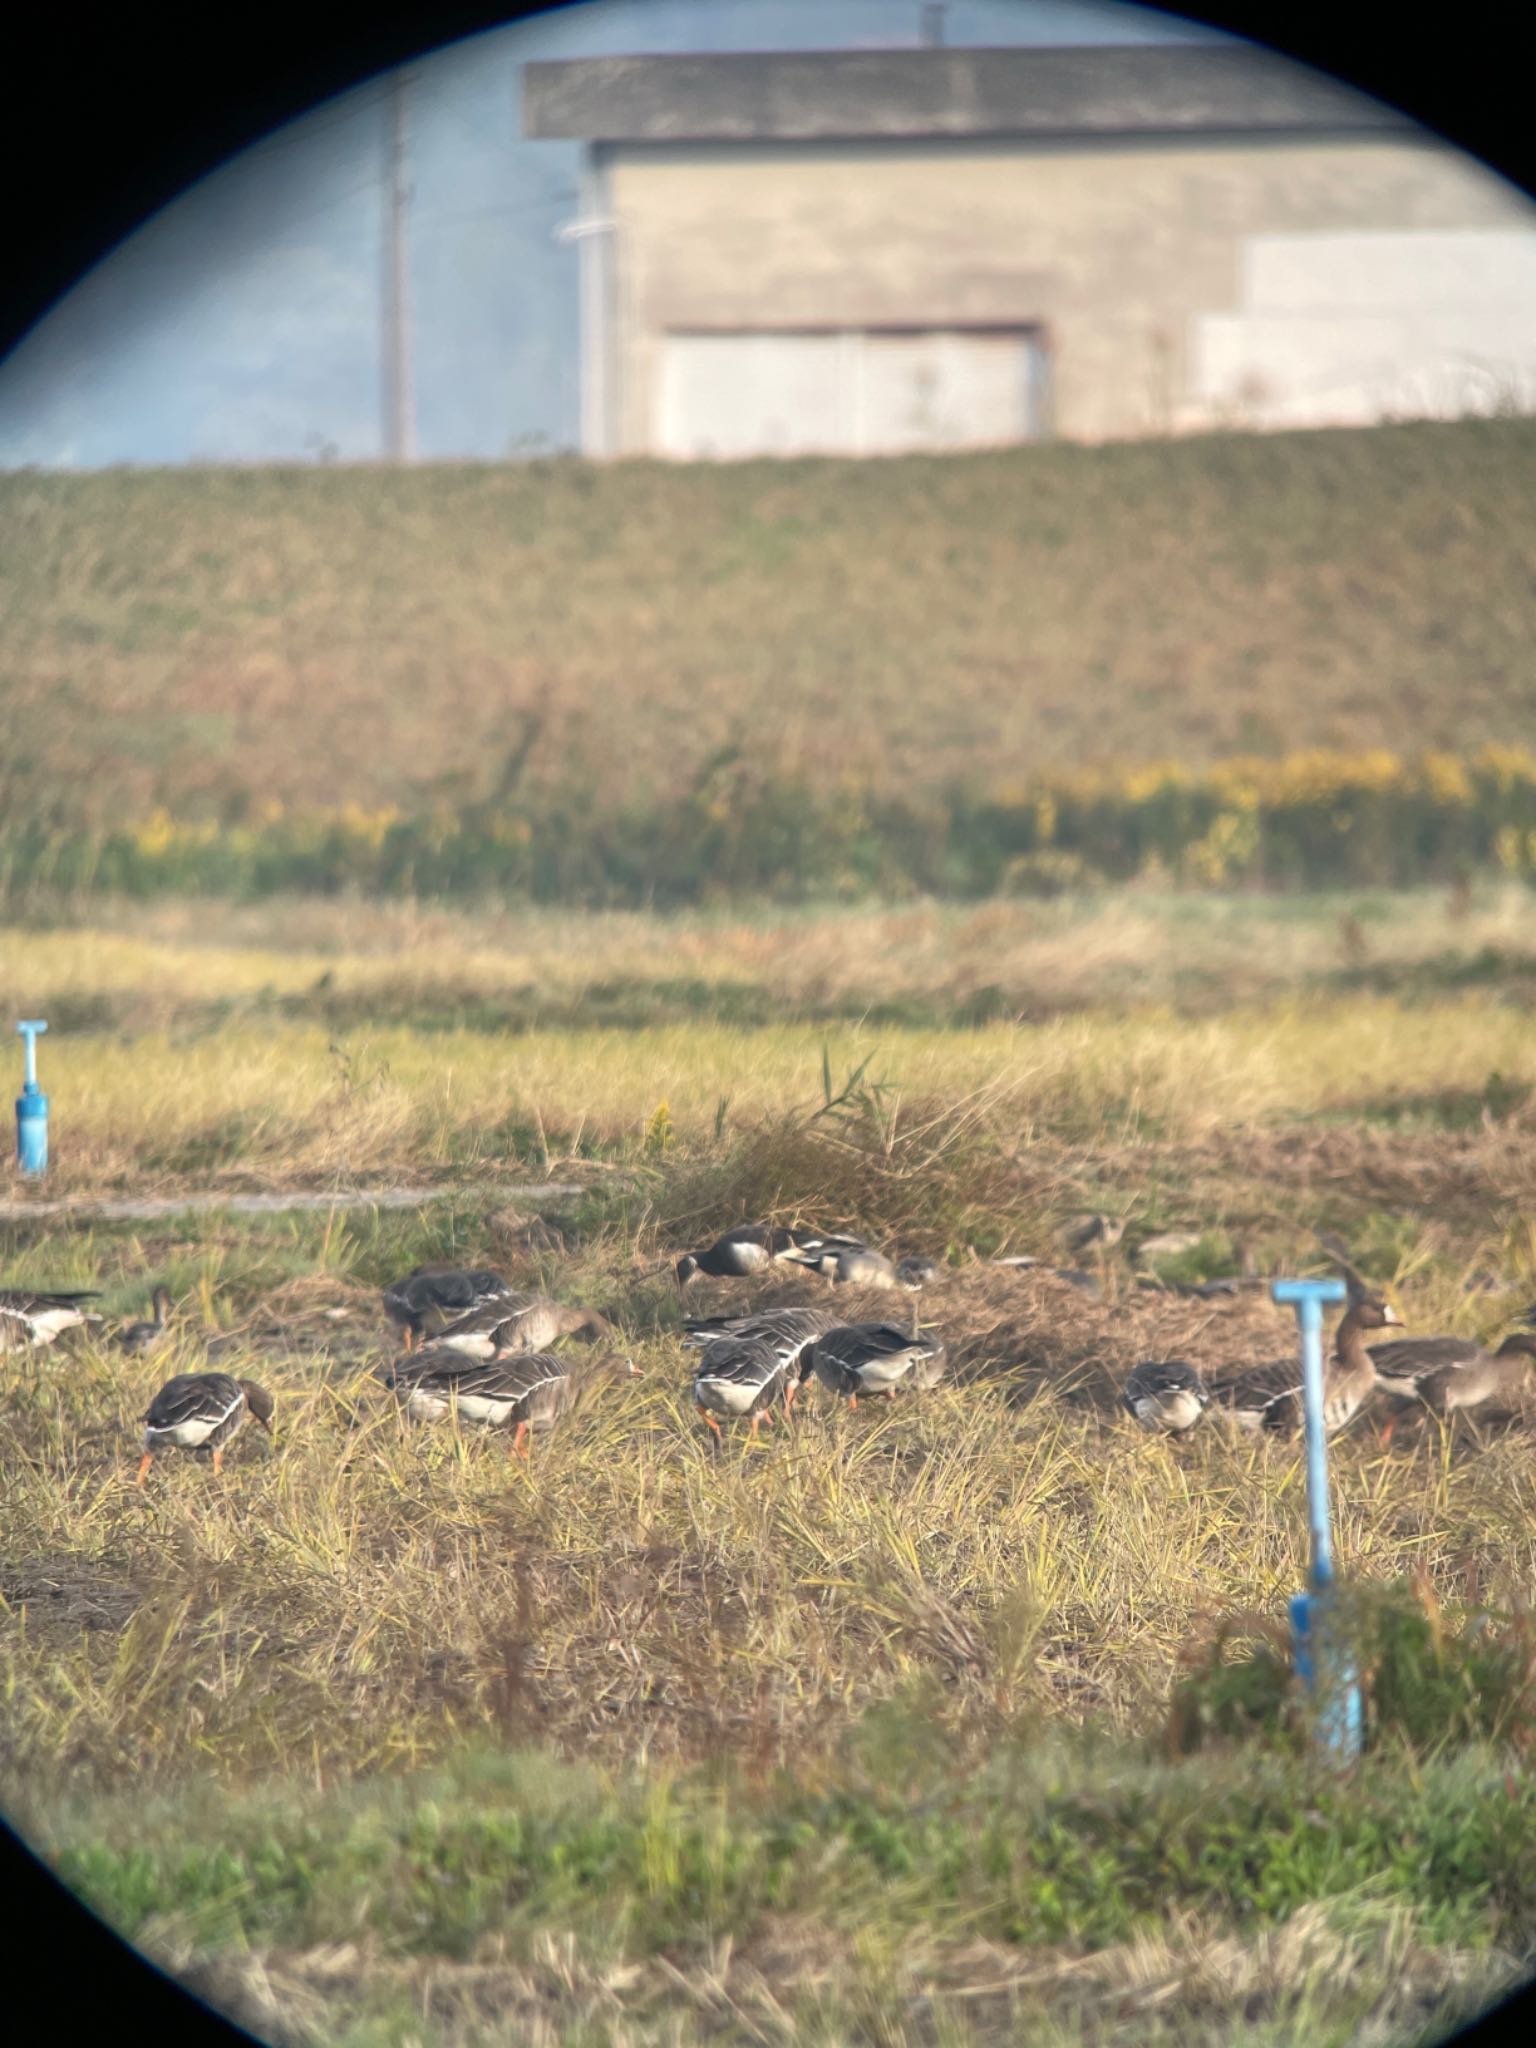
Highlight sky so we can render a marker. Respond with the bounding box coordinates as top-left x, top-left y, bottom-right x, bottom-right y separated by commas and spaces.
0, 1, 1231, 468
